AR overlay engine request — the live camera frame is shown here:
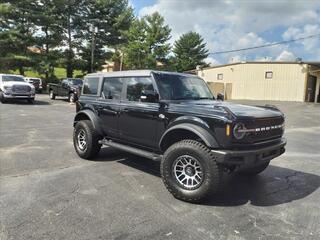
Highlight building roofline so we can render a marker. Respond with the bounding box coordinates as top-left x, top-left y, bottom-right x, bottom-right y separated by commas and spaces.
198, 61, 320, 71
